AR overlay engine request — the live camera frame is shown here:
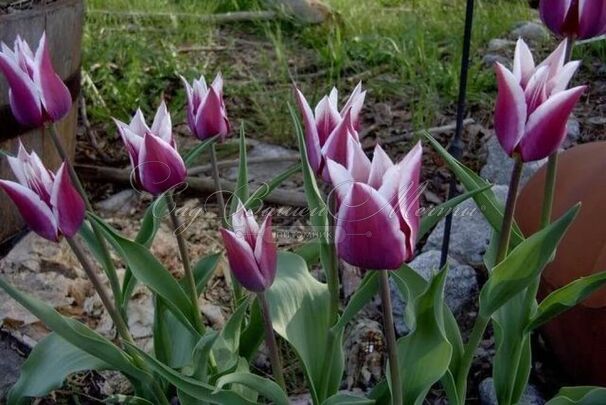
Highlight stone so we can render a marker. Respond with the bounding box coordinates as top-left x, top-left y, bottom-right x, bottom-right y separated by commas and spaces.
483, 53, 511, 67
422, 185, 509, 267
563, 116, 581, 148
267, 0, 333, 24
480, 135, 546, 187
289, 392, 313, 404
390, 251, 478, 335
479, 378, 545, 405
511, 21, 549, 42
343, 319, 384, 389
0, 335, 24, 400
95, 189, 139, 216
488, 38, 515, 52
